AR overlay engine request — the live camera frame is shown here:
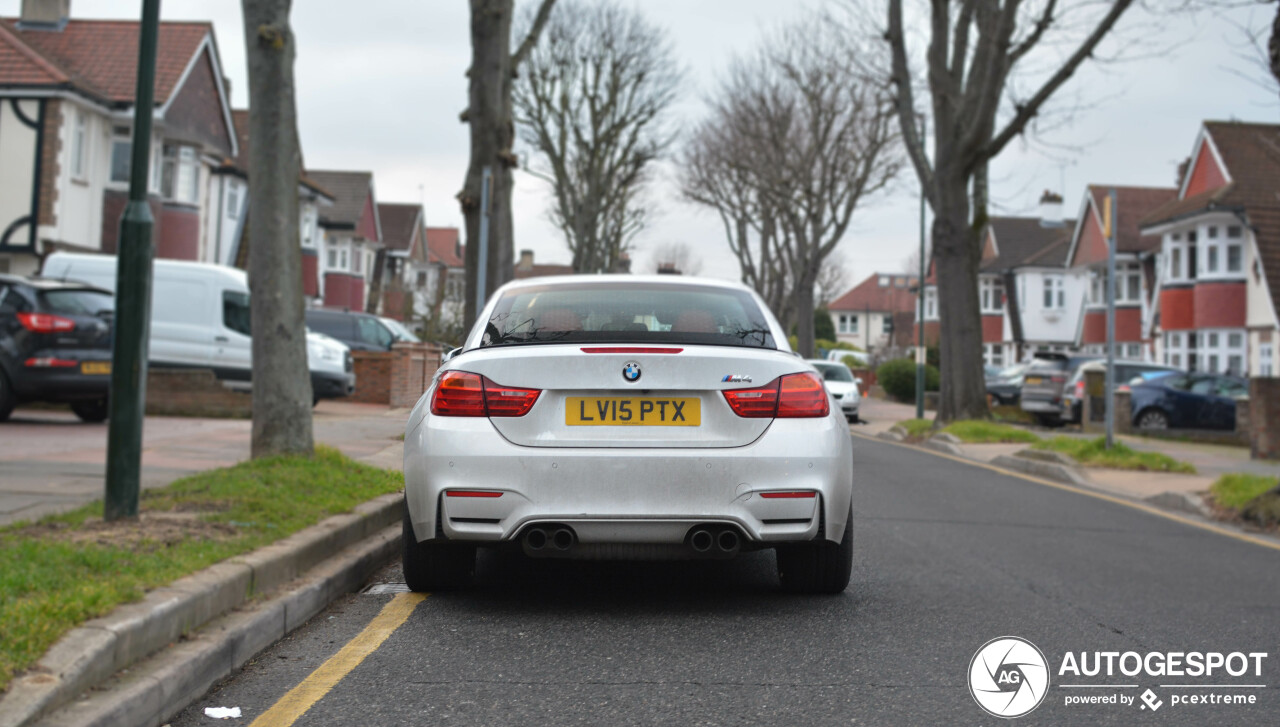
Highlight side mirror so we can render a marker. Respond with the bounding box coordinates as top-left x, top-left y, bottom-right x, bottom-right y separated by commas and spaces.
855, 377, 864, 387
443, 347, 462, 362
